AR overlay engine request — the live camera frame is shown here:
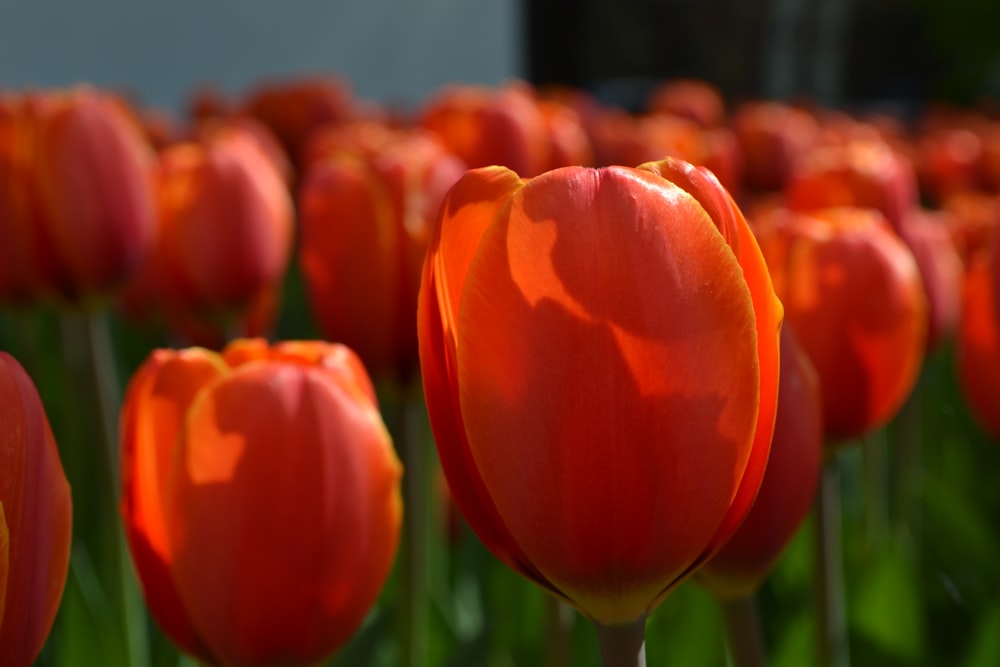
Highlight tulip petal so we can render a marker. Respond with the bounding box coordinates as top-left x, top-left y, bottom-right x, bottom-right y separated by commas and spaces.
120, 348, 226, 662
420, 167, 570, 592
639, 159, 783, 570
0, 502, 8, 630
456, 166, 761, 624
0, 352, 72, 667
166, 362, 401, 666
